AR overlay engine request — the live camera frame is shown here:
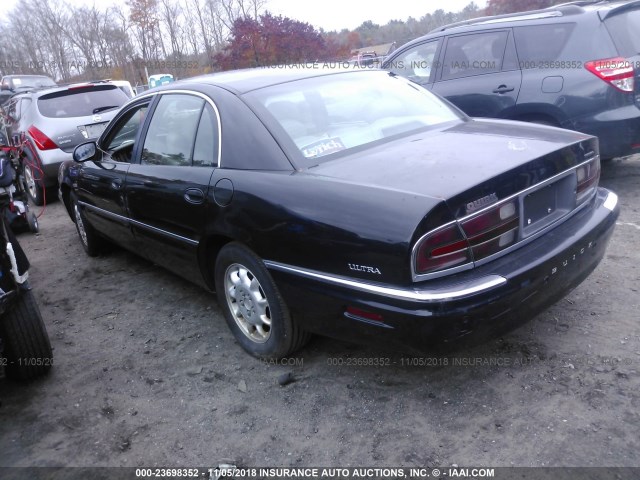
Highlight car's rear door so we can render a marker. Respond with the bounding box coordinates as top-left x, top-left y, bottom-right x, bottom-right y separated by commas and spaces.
124, 92, 219, 281
432, 29, 522, 118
